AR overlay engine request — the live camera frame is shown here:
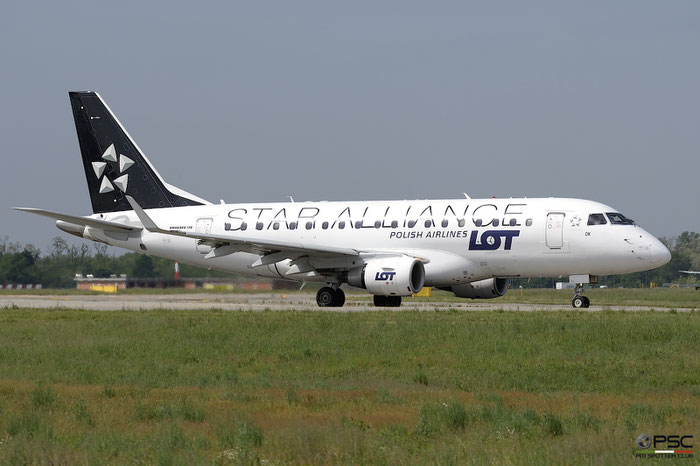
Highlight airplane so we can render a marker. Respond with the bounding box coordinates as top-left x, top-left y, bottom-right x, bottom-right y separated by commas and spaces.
14, 92, 672, 308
